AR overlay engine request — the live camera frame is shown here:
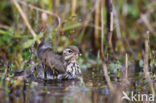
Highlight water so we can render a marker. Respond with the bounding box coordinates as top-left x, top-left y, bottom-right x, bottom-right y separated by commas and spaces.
0, 69, 113, 103
0, 67, 155, 103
